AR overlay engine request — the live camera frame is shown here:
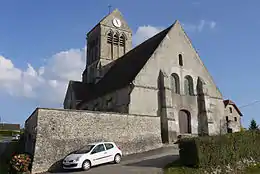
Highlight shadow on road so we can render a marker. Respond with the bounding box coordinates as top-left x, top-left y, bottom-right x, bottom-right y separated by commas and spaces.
124, 155, 179, 168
